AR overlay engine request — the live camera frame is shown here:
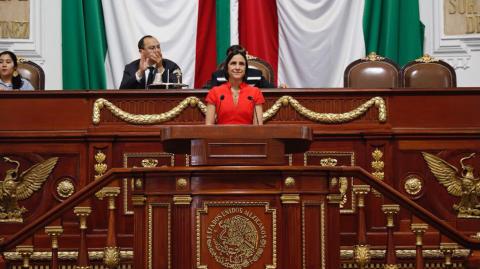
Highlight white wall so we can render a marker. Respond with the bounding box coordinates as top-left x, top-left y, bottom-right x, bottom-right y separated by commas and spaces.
0, 0, 62, 90
420, 0, 480, 87
1, 0, 479, 89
